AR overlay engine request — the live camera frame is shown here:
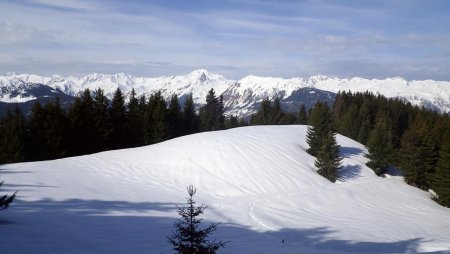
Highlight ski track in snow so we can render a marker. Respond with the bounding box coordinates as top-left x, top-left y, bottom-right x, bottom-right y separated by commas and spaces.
1, 125, 450, 254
